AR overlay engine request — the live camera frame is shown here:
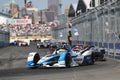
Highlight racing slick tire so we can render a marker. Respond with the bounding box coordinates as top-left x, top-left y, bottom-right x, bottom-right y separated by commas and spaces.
85, 53, 95, 65
30, 53, 40, 69
90, 53, 95, 65
33, 53, 40, 65
65, 54, 72, 68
